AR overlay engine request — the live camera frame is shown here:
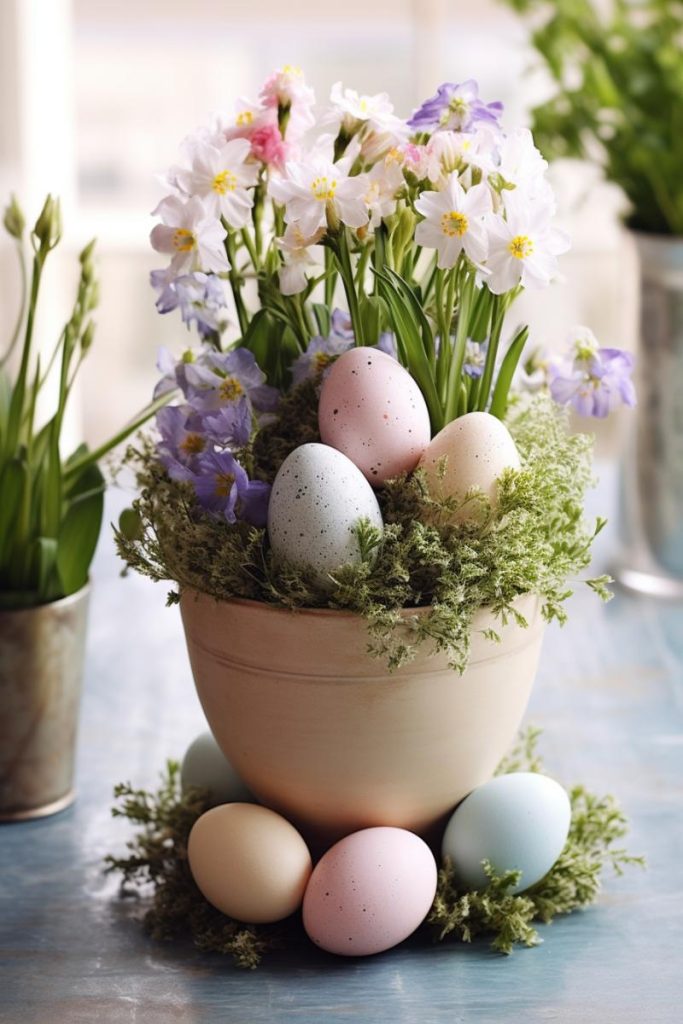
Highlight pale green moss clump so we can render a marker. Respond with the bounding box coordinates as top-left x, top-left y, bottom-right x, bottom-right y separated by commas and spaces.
116, 388, 610, 671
